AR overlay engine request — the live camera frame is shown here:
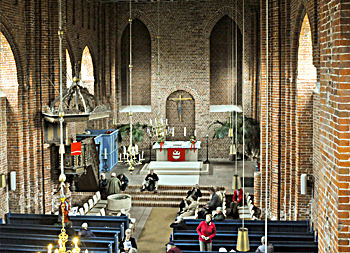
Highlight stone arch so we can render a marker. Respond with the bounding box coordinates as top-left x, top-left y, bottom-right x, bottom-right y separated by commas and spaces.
166, 90, 195, 141
120, 18, 151, 106
66, 49, 73, 88
210, 15, 242, 106
81, 46, 95, 95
